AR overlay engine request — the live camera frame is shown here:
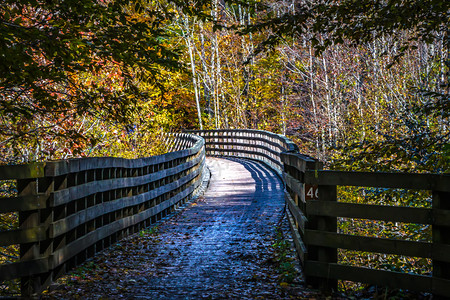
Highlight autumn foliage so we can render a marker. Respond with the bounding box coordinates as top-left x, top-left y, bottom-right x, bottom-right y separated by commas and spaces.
0, 0, 448, 296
